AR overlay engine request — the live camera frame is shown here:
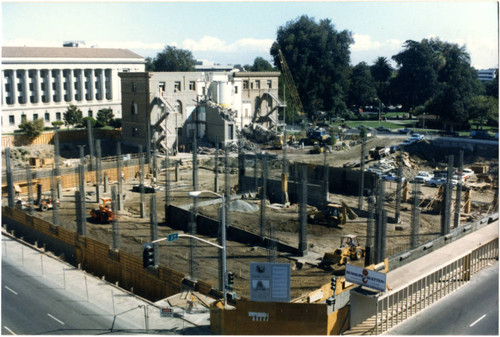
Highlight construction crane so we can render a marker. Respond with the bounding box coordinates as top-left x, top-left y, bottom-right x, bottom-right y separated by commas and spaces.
274, 42, 304, 116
